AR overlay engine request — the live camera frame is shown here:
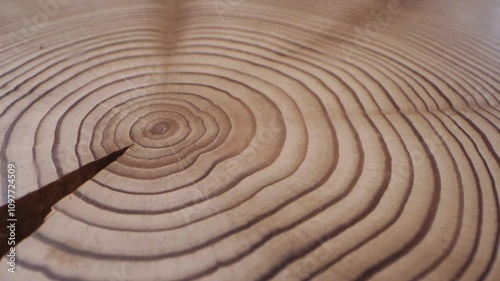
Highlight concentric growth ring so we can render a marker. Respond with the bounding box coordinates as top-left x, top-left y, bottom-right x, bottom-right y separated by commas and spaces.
0, 1, 498, 281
